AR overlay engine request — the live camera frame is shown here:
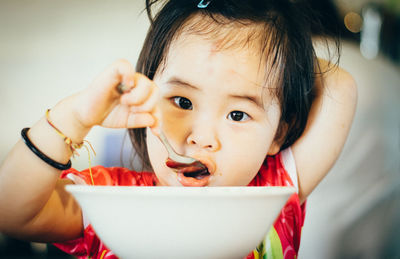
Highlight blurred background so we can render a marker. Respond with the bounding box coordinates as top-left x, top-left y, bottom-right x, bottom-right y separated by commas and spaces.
0, 0, 399, 258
